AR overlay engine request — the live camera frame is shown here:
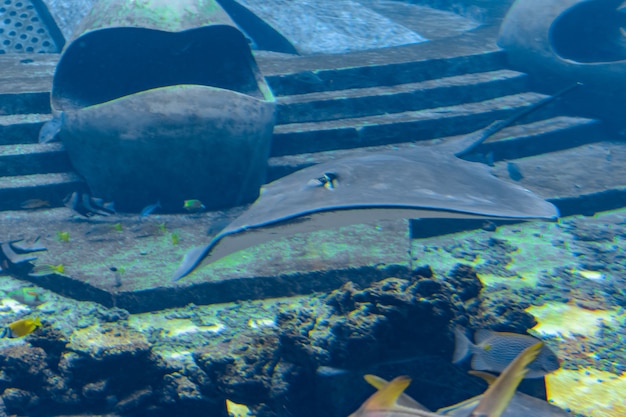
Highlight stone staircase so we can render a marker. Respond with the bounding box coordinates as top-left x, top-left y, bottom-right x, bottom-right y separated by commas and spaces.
0, 30, 610, 214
